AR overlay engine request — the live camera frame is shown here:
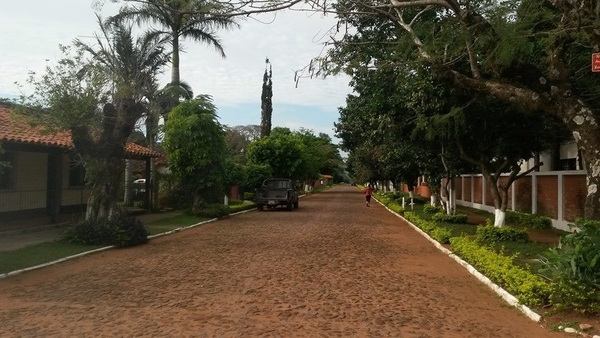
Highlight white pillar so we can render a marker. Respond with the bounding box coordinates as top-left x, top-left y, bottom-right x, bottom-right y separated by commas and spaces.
558, 173, 563, 222
471, 176, 475, 205
532, 173, 538, 214
511, 180, 516, 211
482, 176, 486, 206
